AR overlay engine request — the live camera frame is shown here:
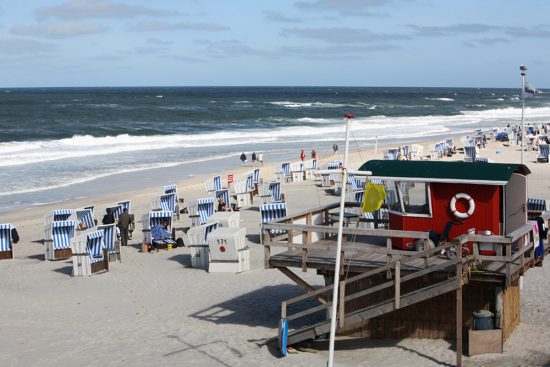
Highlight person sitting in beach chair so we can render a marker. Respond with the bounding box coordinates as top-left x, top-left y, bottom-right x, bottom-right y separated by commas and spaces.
150, 221, 174, 251
217, 196, 232, 212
